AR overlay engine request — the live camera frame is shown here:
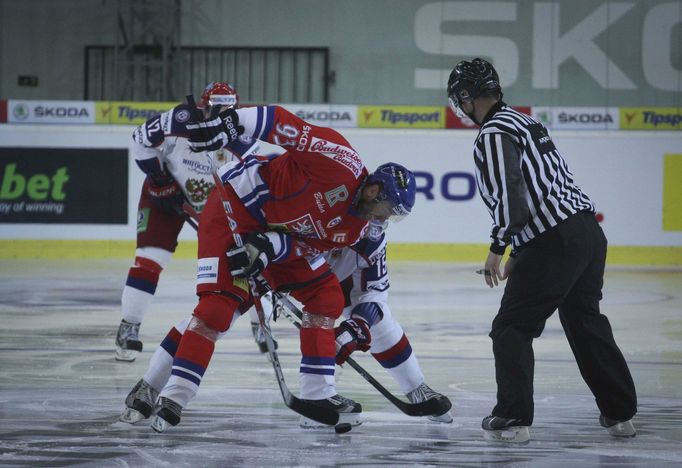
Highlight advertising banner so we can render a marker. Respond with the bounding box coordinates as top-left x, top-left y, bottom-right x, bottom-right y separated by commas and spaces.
7, 100, 95, 124
280, 104, 358, 128
96, 101, 177, 125
358, 106, 444, 128
0, 147, 128, 224
620, 108, 682, 130
532, 107, 619, 130
445, 106, 531, 129
1, 124, 681, 248
663, 154, 682, 231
